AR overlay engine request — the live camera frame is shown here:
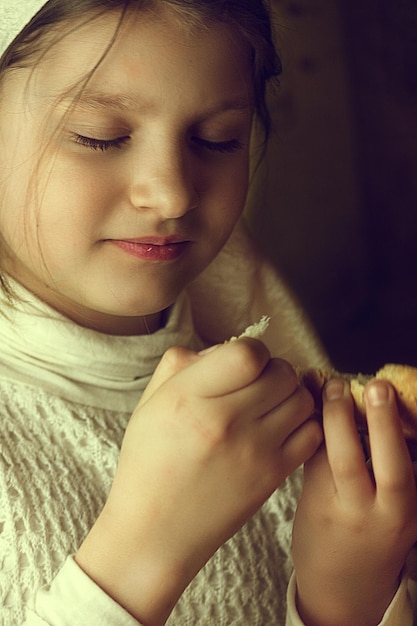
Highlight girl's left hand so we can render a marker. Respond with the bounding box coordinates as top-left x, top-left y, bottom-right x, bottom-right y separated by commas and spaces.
292, 378, 417, 626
